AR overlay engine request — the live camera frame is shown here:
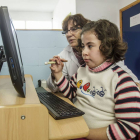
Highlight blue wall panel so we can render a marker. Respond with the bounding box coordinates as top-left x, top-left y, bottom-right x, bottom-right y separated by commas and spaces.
0, 30, 68, 87
122, 2, 140, 80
